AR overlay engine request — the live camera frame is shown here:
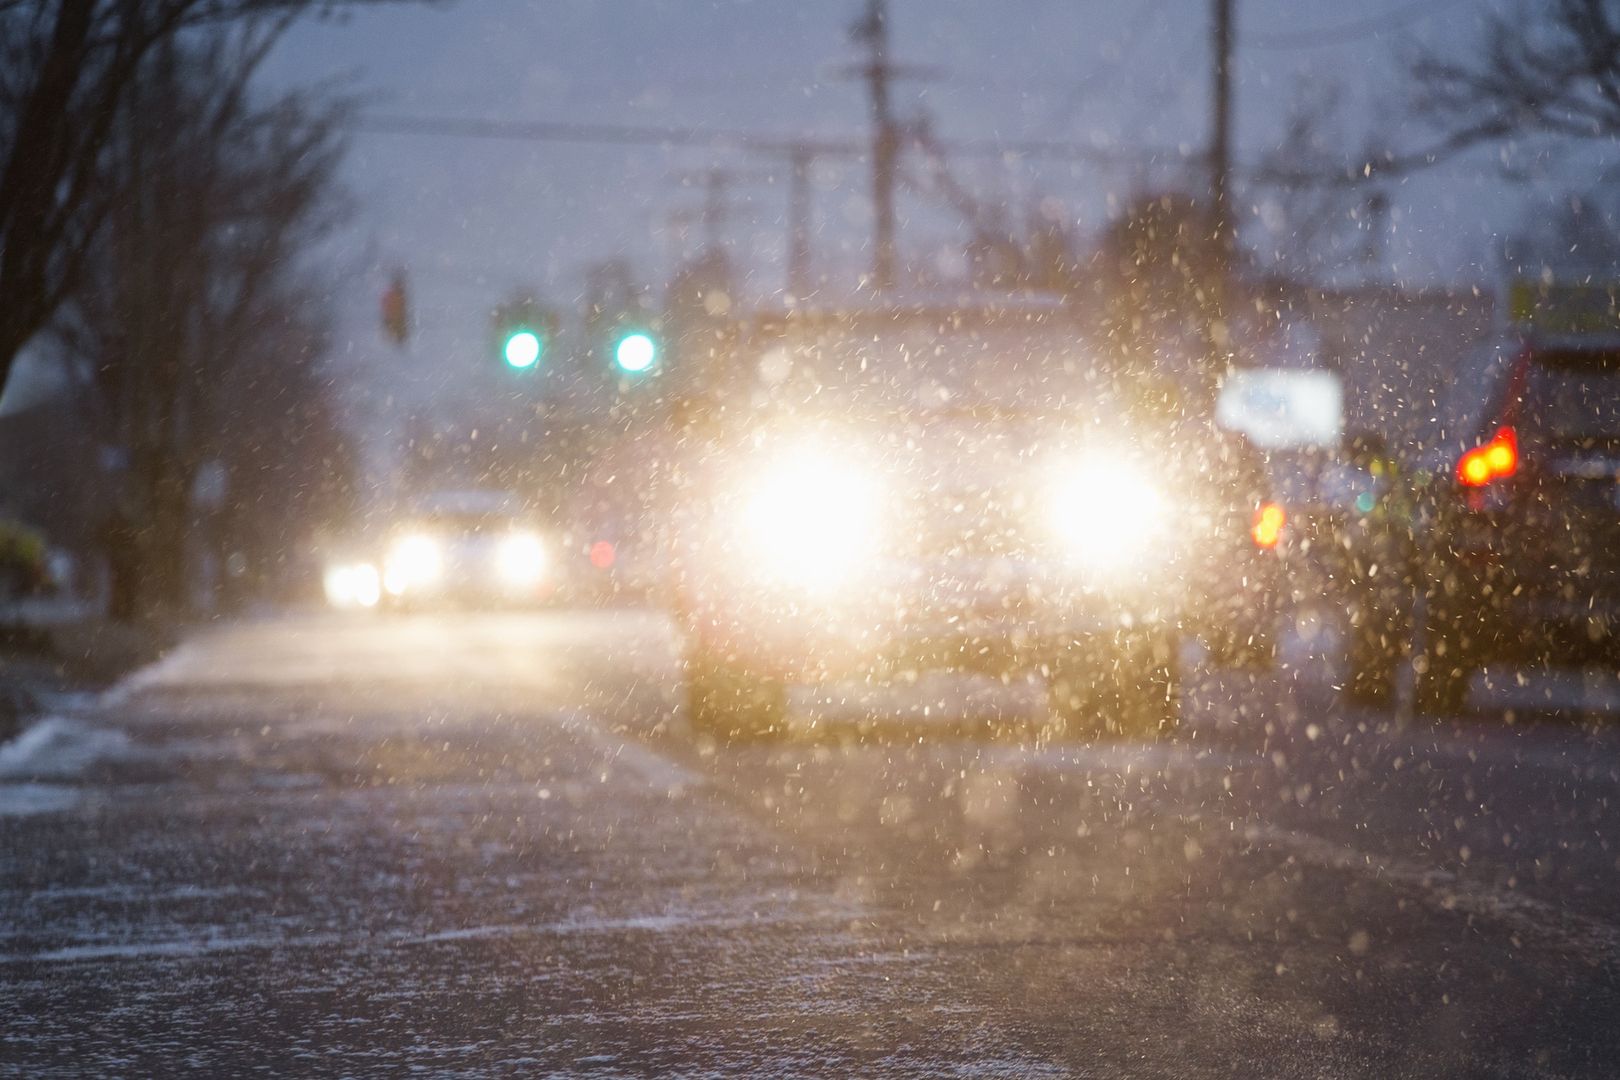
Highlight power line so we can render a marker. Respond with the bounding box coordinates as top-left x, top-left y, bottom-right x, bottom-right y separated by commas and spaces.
1246, 0, 1476, 50
352, 111, 1168, 169
847, 0, 906, 289
1212, 0, 1234, 255
355, 109, 1607, 187
352, 113, 859, 156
